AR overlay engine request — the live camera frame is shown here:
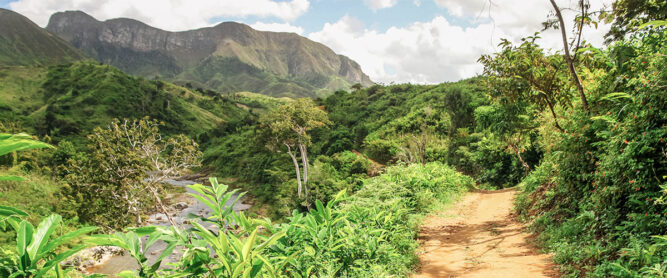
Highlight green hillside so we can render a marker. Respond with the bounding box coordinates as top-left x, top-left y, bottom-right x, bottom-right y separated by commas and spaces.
0, 3, 664, 278
1, 61, 254, 146
0, 8, 84, 66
